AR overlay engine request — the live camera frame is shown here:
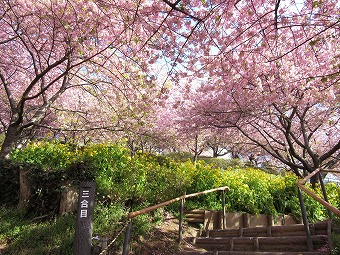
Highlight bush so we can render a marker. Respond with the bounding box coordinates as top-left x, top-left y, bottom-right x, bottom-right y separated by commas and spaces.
11, 141, 80, 170
200, 157, 248, 170
8, 141, 340, 222
9, 141, 95, 215
214, 168, 279, 215
0, 159, 20, 206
